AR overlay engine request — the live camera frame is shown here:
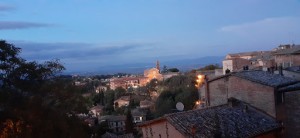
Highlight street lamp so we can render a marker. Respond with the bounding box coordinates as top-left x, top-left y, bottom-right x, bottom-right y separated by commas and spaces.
195, 74, 206, 109
195, 75, 205, 87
